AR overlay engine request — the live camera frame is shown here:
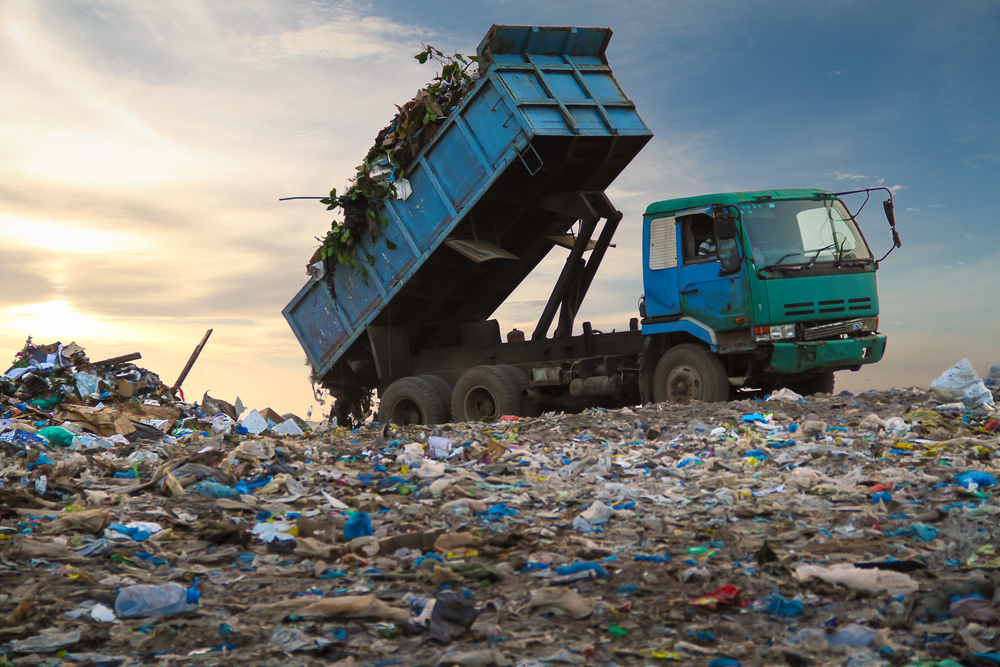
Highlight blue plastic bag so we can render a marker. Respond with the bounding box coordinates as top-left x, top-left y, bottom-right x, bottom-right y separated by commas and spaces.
634, 554, 671, 563
955, 471, 996, 489
344, 511, 373, 540
888, 522, 938, 542
754, 593, 804, 617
